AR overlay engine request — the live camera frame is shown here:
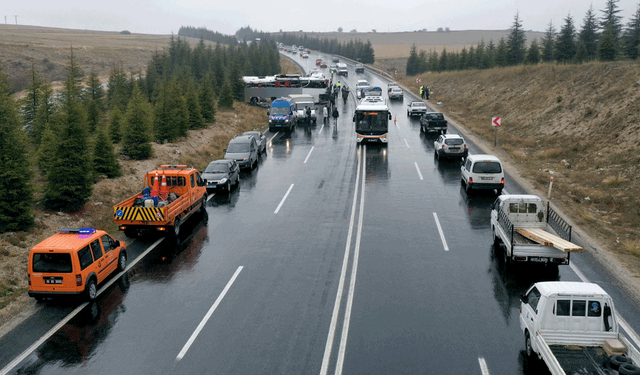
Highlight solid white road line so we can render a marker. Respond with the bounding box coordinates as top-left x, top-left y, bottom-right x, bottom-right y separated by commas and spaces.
478, 357, 490, 375
318, 124, 325, 135
207, 193, 215, 202
274, 184, 294, 214
404, 138, 410, 148
335, 145, 367, 375
268, 132, 280, 144
433, 212, 450, 251
304, 146, 315, 164
414, 162, 424, 180
177, 266, 243, 361
319, 148, 363, 375
0, 237, 165, 375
